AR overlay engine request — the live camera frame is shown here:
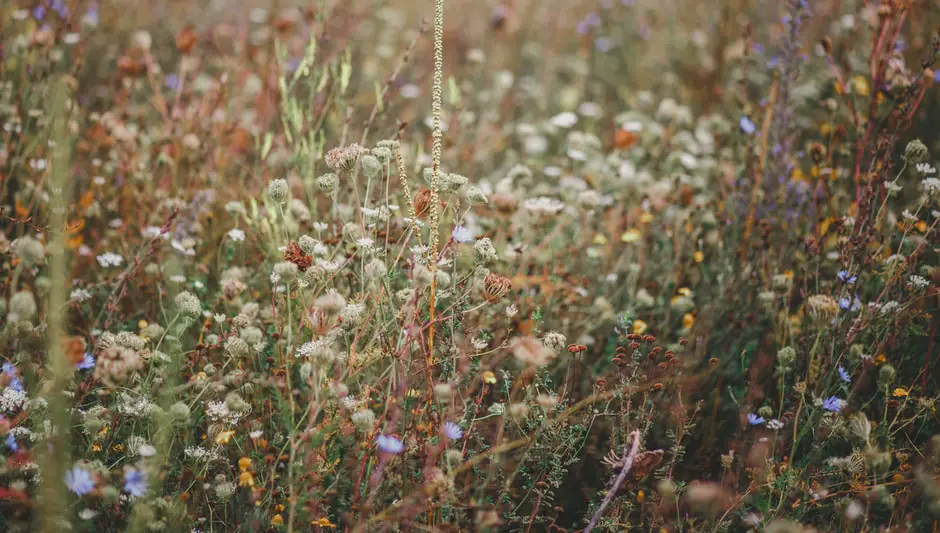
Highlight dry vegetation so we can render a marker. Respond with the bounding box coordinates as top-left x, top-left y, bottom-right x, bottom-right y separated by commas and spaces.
1, 0, 940, 531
